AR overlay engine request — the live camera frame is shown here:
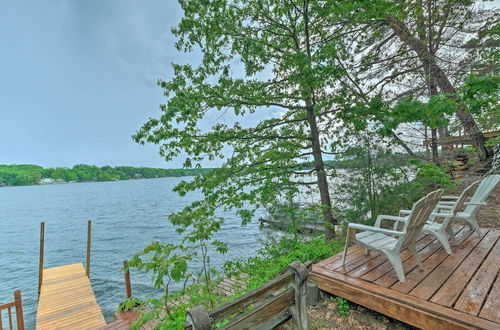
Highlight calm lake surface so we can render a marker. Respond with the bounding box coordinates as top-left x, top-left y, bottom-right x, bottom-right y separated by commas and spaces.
0, 177, 265, 328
